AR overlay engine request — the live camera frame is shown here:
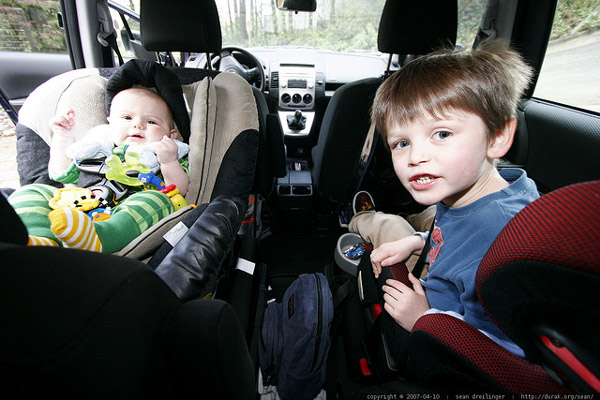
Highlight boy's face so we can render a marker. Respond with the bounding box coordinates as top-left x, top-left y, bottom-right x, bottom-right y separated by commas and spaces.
108, 88, 177, 146
386, 109, 500, 208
